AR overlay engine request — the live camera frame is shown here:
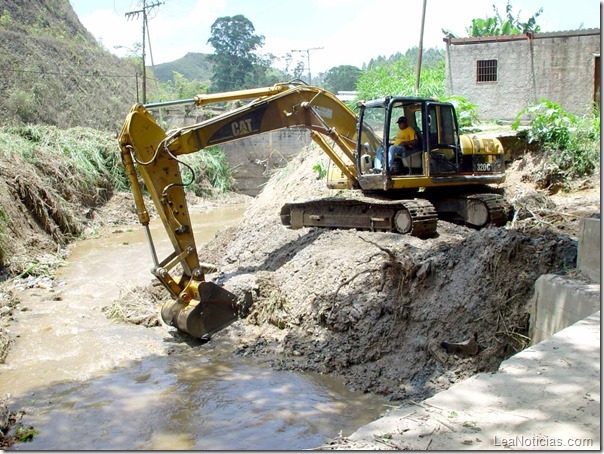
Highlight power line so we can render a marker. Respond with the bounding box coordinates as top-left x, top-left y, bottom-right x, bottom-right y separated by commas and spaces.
3, 67, 134, 78
291, 47, 324, 85
125, 1, 163, 103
